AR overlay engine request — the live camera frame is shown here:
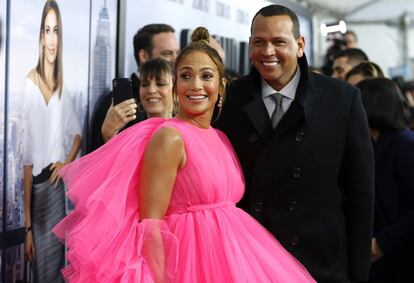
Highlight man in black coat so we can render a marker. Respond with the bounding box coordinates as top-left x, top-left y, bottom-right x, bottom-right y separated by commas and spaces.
215, 5, 375, 283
